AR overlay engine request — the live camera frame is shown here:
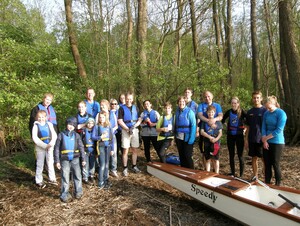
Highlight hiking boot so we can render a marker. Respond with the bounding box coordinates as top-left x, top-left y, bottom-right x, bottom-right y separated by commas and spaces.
122, 168, 128, 177
36, 182, 46, 189
132, 166, 141, 174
